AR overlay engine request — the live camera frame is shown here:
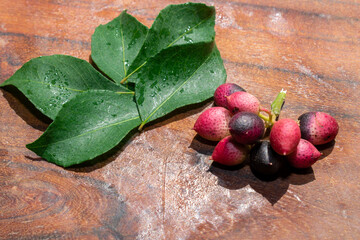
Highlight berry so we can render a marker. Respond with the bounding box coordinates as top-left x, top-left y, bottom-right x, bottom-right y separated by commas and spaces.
298, 112, 339, 145
214, 83, 246, 108
287, 139, 322, 168
226, 91, 260, 114
250, 141, 283, 175
229, 112, 265, 145
211, 136, 249, 166
269, 118, 301, 155
193, 107, 232, 141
